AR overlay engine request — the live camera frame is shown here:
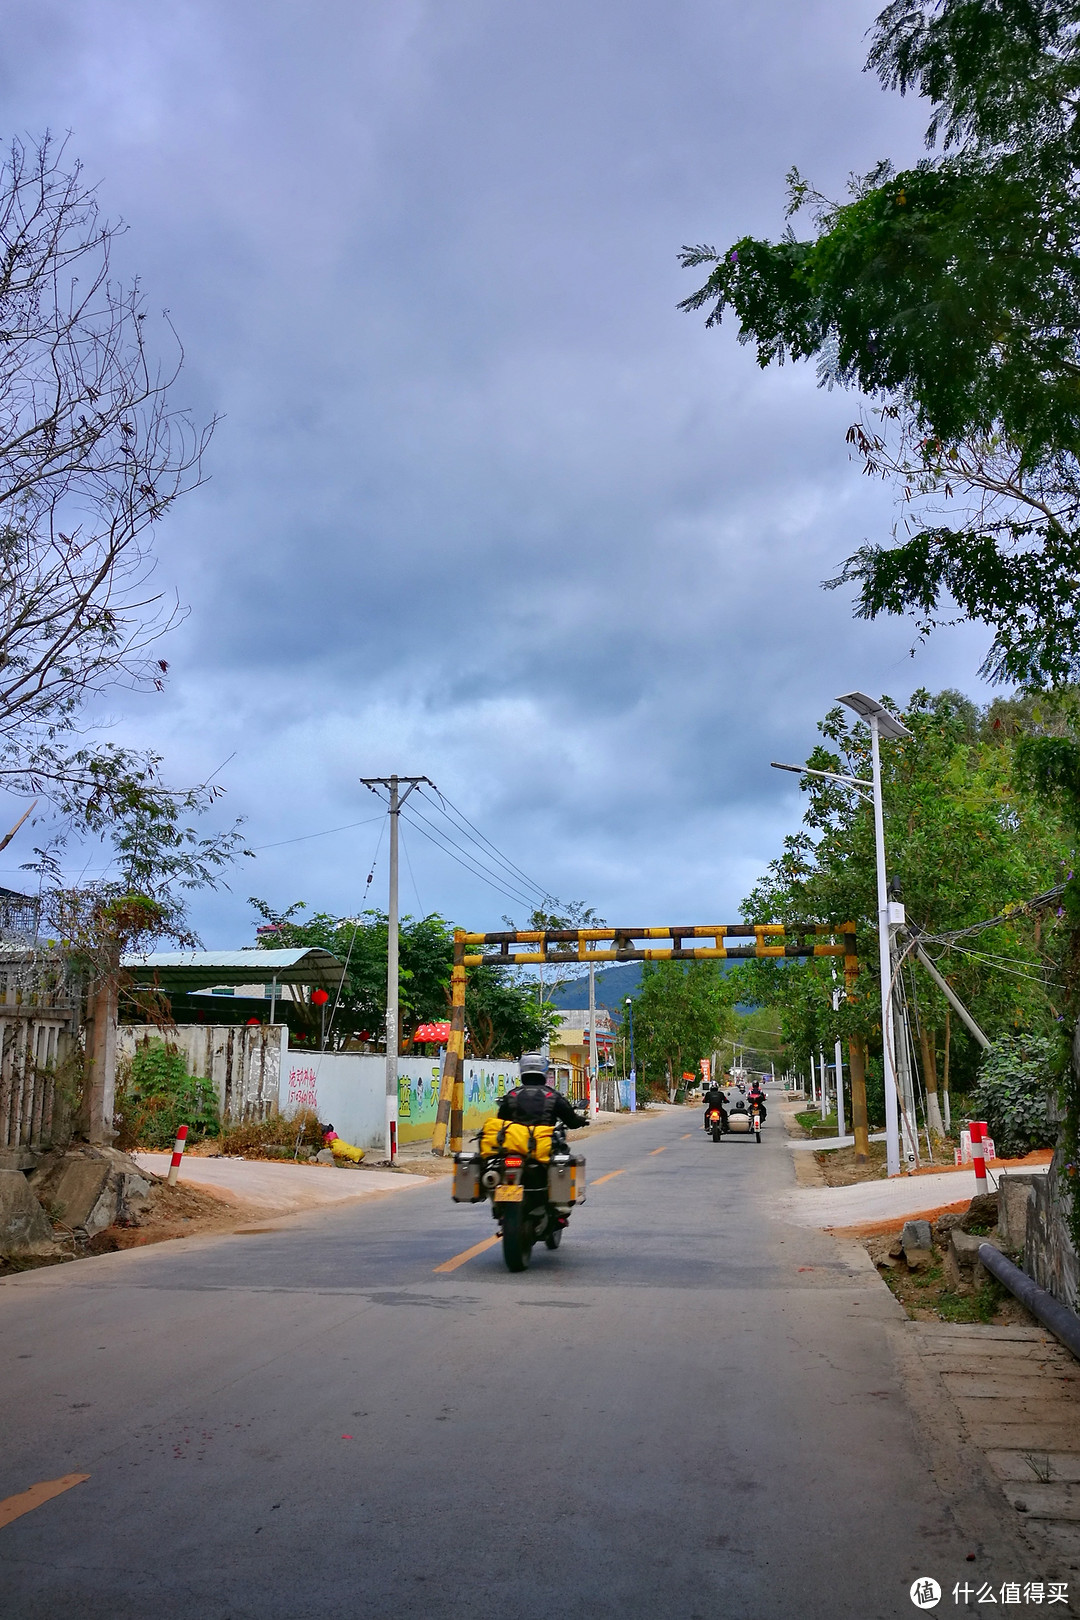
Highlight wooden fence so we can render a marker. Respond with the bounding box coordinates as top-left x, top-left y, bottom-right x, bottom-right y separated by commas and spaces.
0, 1006, 80, 1150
